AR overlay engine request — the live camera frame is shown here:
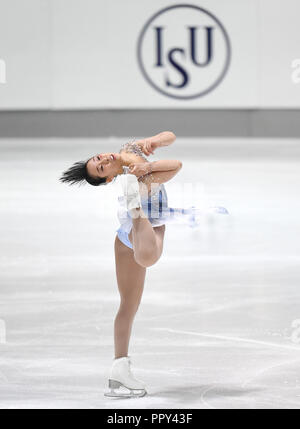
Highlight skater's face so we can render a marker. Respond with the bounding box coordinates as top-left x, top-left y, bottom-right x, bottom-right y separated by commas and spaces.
86, 152, 122, 183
